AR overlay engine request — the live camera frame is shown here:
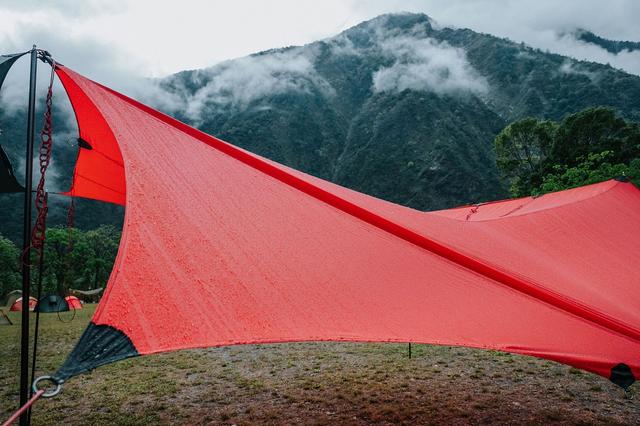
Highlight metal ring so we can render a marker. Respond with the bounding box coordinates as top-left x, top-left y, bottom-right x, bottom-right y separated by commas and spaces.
32, 375, 63, 398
